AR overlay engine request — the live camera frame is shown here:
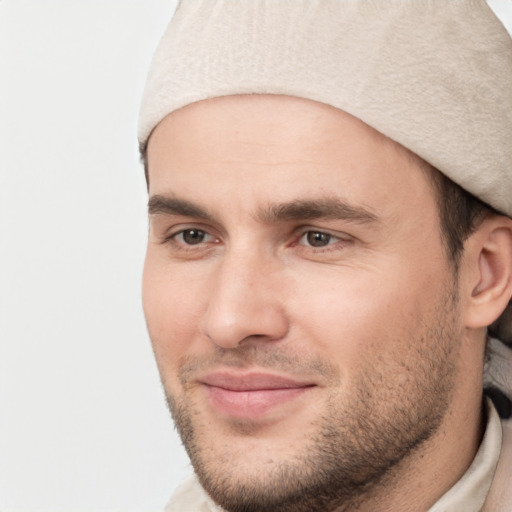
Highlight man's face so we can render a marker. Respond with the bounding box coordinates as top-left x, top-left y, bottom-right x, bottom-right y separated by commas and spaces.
143, 95, 464, 512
